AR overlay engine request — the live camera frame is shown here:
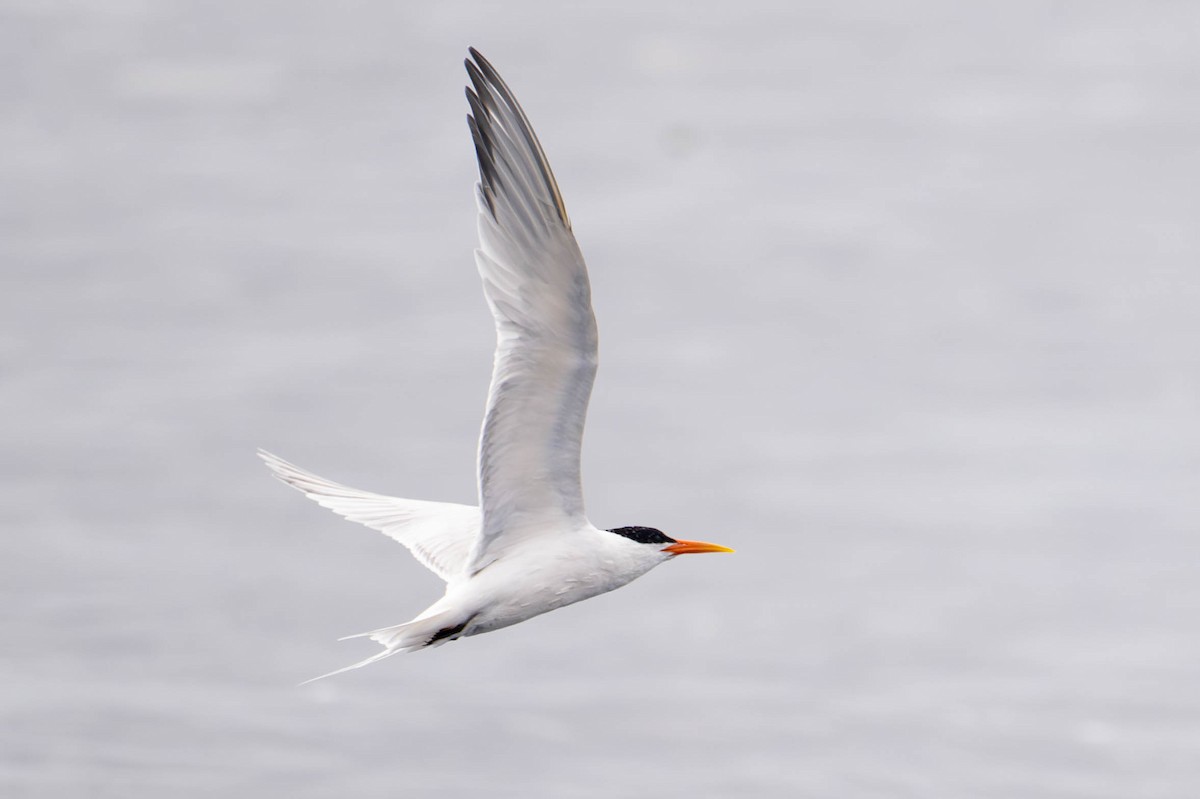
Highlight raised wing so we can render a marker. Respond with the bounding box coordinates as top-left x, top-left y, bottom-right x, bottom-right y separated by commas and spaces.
259, 450, 479, 582
464, 49, 598, 572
